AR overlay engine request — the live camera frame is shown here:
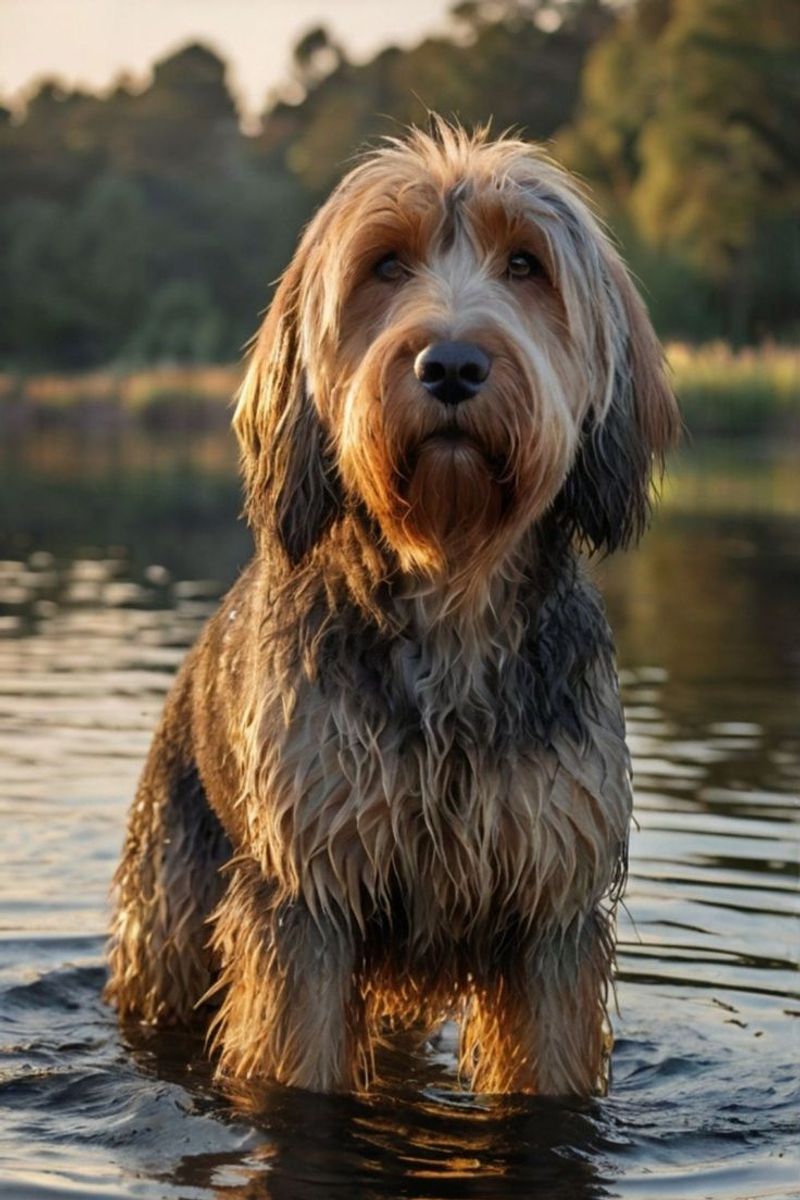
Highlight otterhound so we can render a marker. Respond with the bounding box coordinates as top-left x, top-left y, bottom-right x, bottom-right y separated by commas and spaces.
107, 123, 679, 1095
